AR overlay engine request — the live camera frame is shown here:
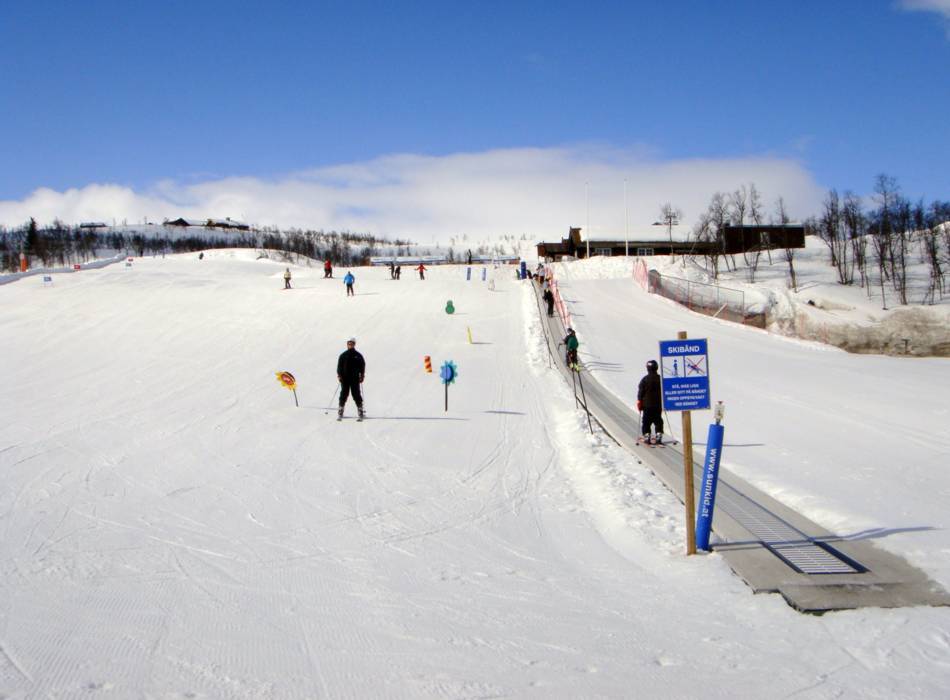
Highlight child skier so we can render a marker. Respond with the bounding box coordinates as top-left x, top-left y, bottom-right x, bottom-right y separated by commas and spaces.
563, 328, 579, 369
637, 360, 664, 444
543, 288, 555, 316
